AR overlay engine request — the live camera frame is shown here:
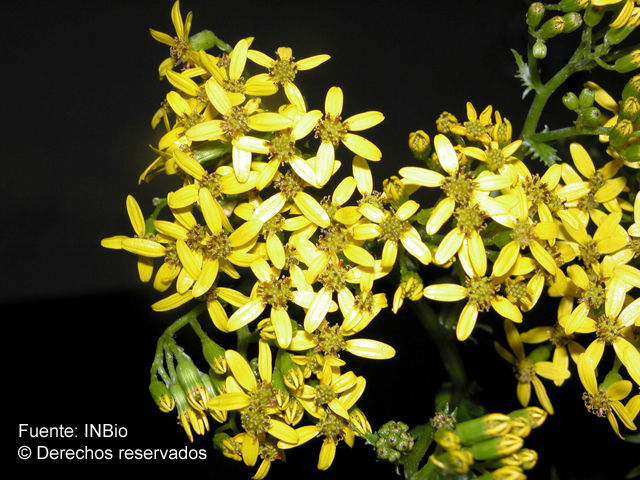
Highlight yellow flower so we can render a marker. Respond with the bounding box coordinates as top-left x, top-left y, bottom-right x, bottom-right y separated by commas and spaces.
101, 195, 162, 282
392, 275, 424, 313
424, 275, 522, 341
577, 353, 637, 438
277, 409, 356, 471
449, 102, 494, 144
353, 199, 431, 269
149, 0, 195, 77
208, 345, 299, 466
491, 187, 559, 277
494, 320, 570, 414
287, 319, 396, 362
225, 258, 313, 348
463, 139, 522, 172
314, 86, 384, 186
186, 80, 293, 183
558, 143, 627, 225
247, 45, 330, 92
520, 322, 585, 386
